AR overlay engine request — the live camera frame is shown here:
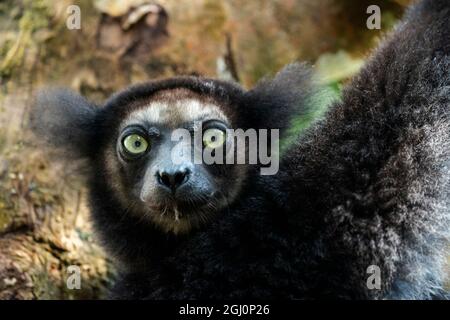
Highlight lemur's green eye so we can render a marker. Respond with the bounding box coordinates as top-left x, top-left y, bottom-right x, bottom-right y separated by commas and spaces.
123, 134, 149, 154
203, 128, 226, 149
